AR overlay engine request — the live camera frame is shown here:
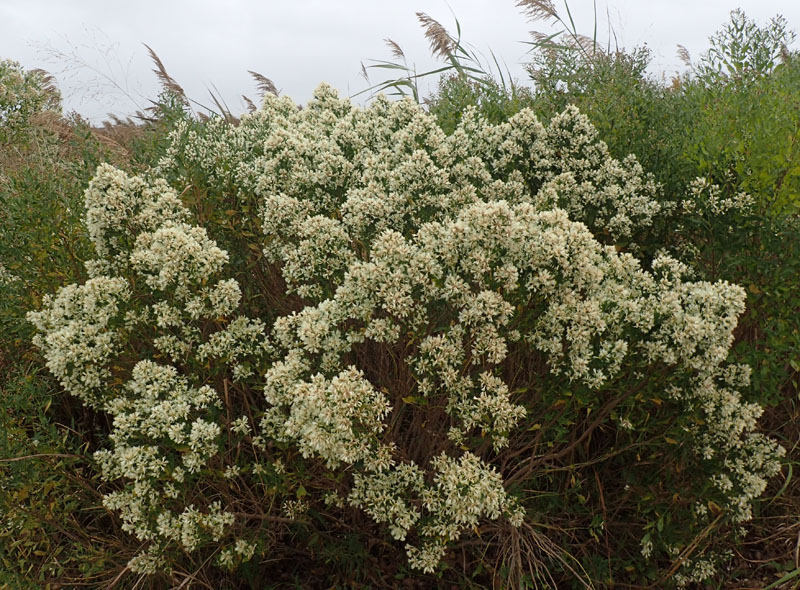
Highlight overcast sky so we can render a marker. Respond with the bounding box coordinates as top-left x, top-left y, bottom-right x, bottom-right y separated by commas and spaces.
2, 0, 799, 123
